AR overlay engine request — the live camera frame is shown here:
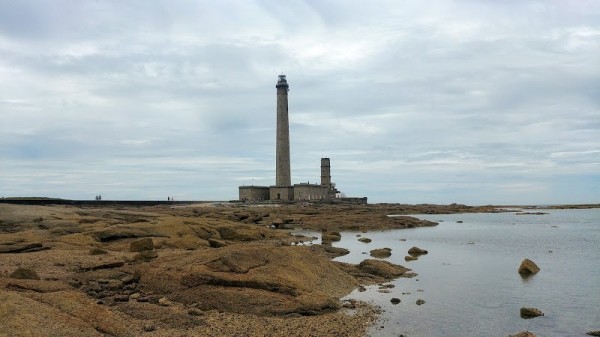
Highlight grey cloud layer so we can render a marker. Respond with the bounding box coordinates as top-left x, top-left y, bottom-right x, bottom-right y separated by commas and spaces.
0, 0, 598, 203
